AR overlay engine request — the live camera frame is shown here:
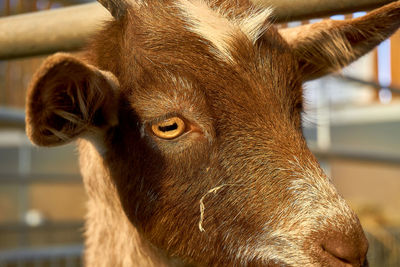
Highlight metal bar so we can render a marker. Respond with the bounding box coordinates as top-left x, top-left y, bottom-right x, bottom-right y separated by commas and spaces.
254, 0, 397, 22
311, 146, 400, 164
0, 173, 81, 184
0, 245, 83, 262
315, 79, 331, 151
0, 3, 110, 60
0, 0, 397, 60
335, 75, 400, 94
0, 221, 83, 232
0, 107, 25, 129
